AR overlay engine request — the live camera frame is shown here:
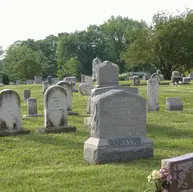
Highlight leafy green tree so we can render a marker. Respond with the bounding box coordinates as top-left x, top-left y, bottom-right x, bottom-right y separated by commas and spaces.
100, 16, 145, 72
3, 44, 40, 80
57, 26, 108, 76
122, 10, 193, 79
57, 57, 80, 79
13, 60, 41, 80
